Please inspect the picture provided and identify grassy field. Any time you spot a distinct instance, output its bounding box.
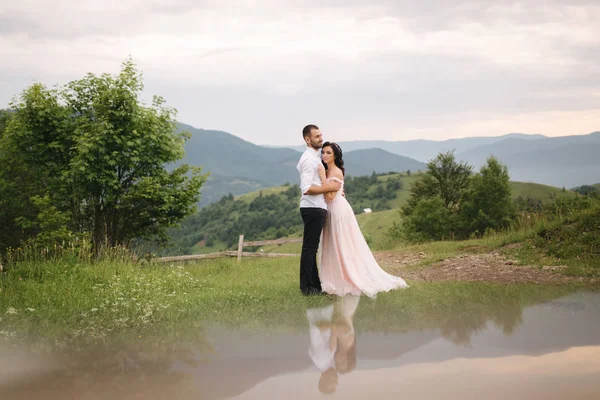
[259,208,403,254]
[355,209,403,249]
[2,200,598,351]
[191,239,228,254]
[231,176,581,256]
[0,254,583,351]
[262,199,600,279]
[236,185,291,202]
[235,174,576,214]
[510,181,576,201]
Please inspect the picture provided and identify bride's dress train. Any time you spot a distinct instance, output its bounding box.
[319,177,409,298]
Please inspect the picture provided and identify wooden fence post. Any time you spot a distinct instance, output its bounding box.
[237,235,244,263]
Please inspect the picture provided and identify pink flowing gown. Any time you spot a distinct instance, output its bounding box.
[319,177,409,298]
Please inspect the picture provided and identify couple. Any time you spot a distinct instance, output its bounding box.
[297,124,409,298]
[307,294,360,395]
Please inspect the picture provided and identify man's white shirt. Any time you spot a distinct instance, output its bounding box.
[297,147,327,210]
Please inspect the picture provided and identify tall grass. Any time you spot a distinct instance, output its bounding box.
[1,252,580,352]
[385,197,600,274]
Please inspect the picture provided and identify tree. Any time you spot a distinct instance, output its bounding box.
[370,171,378,184]
[0,59,206,253]
[403,151,472,216]
[459,157,515,236]
[402,153,515,241]
[0,109,12,139]
[572,185,597,196]
[403,197,455,241]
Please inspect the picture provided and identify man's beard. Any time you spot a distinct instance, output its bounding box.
[311,141,322,150]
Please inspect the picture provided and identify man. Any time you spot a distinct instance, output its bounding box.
[297,124,342,295]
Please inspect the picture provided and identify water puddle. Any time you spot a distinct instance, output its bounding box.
[2,290,600,399]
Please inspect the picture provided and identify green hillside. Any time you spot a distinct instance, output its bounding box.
[510,181,577,202]
[237,185,293,203]
[344,149,426,177]
[258,208,403,254]
[176,123,427,207]
[155,168,580,257]
[241,175,575,212]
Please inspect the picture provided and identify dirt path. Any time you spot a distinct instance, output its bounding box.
[375,249,595,284]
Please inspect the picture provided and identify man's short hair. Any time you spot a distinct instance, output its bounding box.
[302,124,319,139]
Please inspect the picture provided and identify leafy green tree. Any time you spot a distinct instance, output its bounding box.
[0,59,206,252]
[403,197,455,241]
[386,178,402,192]
[459,157,515,236]
[402,153,516,240]
[572,185,597,196]
[0,109,12,139]
[15,195,72,248]
[403,151,472,216]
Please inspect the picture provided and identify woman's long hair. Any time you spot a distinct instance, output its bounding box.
[321,141,345,176]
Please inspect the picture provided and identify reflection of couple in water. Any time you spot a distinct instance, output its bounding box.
[306,295,360,395]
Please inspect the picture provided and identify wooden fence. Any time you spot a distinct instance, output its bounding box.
[154,235,302,264]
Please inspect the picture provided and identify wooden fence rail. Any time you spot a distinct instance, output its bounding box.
[236,235,302,262]
[153,235,302,264]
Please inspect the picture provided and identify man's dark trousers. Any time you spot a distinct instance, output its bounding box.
[300,207,327,295]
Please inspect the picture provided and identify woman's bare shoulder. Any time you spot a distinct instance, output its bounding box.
[328,168,344,181]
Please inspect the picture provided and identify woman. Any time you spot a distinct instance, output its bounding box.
[318,142,409,298]
[306,294,360,395]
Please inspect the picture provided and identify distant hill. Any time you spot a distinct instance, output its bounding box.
[176,123,598,205]
[344,149,426,176]
[281,131,600,189]
[282,133,547,162]
[176,123,426,206]
[456,132,600,166]
[176,123,300,183]
[198,174,269,206]
[570,183,600,196]
[510,182,577,201]
[174,123,300,205]
[456,132,600,188]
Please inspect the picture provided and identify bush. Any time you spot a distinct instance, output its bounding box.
[403,197,456,241]
[534,201,600,263]
[403,154,516,241]
[458,157,515,237]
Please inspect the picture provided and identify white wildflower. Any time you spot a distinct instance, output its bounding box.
[5,307,17,315]
[26,308,36,312]
[90,308,98,312]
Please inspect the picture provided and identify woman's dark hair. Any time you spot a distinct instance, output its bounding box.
[321,141,345,176]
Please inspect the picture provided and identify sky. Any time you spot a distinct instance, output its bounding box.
[1,0,600,145]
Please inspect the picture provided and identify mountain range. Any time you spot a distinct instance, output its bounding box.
[176,124,426,206]
[176,123,600,206]
[281,133,548,162]
[284,131,600,188]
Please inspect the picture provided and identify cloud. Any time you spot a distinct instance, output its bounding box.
[0,0,599,143]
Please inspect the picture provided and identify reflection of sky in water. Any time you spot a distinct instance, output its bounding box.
[212,291,600,399]
[2,291,600,399]
[234,346,600,400]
